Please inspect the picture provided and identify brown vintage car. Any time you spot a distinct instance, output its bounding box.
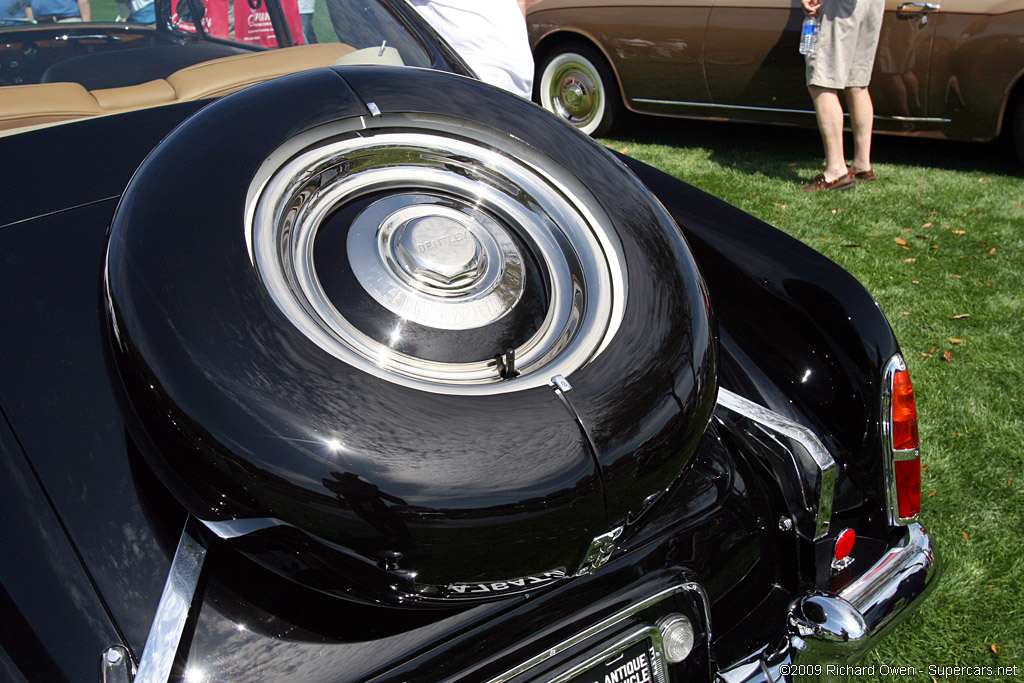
[526,0,1024,160]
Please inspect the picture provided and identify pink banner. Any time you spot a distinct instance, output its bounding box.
[234,0,302,46]
[171,0,228,37]
[171,0,301,46]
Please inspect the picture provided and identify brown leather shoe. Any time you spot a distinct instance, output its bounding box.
[801,172,856,192]
[851,168,877,181]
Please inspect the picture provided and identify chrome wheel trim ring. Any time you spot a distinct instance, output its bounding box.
[541,51,605,135]
[246,114,627,395]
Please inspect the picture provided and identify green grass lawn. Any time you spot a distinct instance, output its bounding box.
[604,116,1024,682]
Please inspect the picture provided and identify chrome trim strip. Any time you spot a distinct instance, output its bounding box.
[201,516,285,539]
[134,518,208,683]
[875,115,950,124]
[480,582,710,683]
[716,388,836,539]
[880,354,920,525]
[632,99,815,116]
[629,99,951,124]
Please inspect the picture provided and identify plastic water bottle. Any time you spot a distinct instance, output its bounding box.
[799,15,819,55]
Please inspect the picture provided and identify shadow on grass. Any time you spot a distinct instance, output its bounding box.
[608,112,1021,180]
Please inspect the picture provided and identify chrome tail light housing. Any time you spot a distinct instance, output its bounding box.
[881,355,921,524]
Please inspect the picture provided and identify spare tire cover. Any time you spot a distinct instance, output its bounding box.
[105,66,716,606]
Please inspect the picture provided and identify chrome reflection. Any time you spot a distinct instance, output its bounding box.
[347,194,526,329]
[247,115,627,395]
[135,518,208,683]
[716,388,836,540]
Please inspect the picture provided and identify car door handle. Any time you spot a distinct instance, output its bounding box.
[897,2,939,15]
[896,2,939,24]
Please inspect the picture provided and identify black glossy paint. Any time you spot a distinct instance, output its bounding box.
[105,66,718,604]
[0,412,123,683]
[173,426,760,682]
[619,156,902,537]
[0,200,180,660]
[0,101,208,228]
[106,69,605,600]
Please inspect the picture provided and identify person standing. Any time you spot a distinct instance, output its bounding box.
[299,0,318,44]
[406,0,534,99]
[29,0,89,21]
[801,0,884,191]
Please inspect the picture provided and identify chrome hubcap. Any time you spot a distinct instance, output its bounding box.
[562,81,587,113]
[550,63,598,126]
[394,211,484,290]
[348,195,525,329]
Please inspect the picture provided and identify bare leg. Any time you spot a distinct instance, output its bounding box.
[844,86,874,173]
[808,85,848,181]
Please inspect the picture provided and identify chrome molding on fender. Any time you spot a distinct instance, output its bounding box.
[134,518,208,683]
[715,388,836,540]
[629,99,951,125]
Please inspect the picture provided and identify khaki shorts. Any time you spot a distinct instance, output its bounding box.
[806,0,884,89]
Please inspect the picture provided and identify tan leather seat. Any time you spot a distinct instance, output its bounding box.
[0,82,103,130]
[0,43,355,132]
[91,79,176,112]
[166,43,353,101]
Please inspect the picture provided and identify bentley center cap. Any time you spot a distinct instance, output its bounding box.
[347,195,527,331]
[395,215,483,289]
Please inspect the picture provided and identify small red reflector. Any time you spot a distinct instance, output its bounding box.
[834,529,855,560]
[892,370,919,451]
[895,458,921,519]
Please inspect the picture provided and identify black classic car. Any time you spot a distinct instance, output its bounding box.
[0,0,938,681]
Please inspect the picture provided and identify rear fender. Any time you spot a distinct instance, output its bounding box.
[619,155,901,535]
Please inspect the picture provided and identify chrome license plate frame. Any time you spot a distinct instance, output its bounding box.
[554,629,667,683]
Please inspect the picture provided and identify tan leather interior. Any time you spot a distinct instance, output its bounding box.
[0,82,104,129]
[0,42,355,132]
[91,79,177,112]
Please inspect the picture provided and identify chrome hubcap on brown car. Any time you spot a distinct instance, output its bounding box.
[561,79,590,113]
[541,52,605,134]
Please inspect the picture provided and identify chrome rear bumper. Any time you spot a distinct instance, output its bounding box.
[718,522,939,682]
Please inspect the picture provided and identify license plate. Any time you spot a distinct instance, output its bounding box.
[560,636,664,683]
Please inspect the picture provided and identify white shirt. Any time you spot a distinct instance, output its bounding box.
[408,0,534,99]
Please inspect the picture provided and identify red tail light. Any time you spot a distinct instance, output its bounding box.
[885,357,921,523]
[891,369,919,450]
[894,458,921,519]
